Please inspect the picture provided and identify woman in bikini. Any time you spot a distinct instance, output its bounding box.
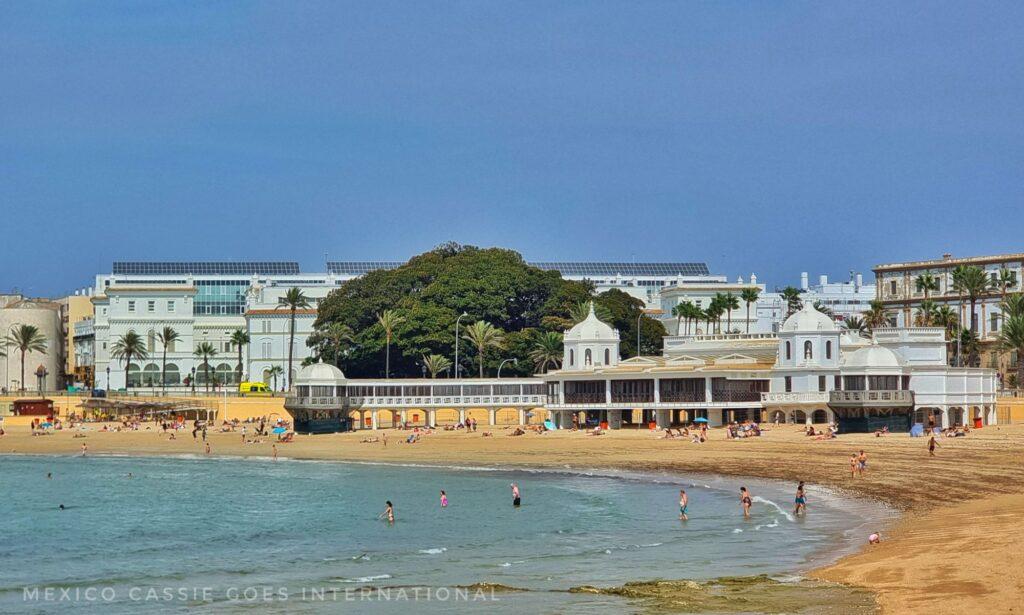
[740,487,752,518]
[793,481,806,516]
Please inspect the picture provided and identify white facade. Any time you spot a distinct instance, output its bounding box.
[0,295,64,392]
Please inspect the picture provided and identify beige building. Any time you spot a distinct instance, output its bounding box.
[58,294,95,388]
[874,252,1024,381]
[0,295,64,392]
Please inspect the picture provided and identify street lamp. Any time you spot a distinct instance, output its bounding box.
[636,311,644,358]
[497,358,518,378]
[454,311,468,378]
[106,366,111,392]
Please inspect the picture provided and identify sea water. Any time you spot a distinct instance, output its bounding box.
[0,455,888,613]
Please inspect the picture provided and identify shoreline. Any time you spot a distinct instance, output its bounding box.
[3,423,1023,613]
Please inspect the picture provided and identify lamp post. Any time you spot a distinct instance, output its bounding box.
[454,311,468,378]
[497,358,517,378]
[106,366,111,392]
[636,311,644,358]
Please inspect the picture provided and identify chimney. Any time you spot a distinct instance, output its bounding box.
[819,274,828,286]
[800,272,809,291]
[856,274,863,288]
[943,253,952,260]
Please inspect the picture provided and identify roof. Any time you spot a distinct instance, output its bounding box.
[327,261,710,277]
[564,303,617,341]
[105,286,197,293]
[245,309,317,316]
[842,343,907,369]
[781,303,838,333]
[113,262,300,275]
[874,253,1024,272]
[295,360,346,384]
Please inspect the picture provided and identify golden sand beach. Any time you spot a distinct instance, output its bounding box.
[3,422,1023,613]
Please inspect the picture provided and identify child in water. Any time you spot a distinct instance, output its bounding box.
[678,489,688,521]
[440,490,448,508]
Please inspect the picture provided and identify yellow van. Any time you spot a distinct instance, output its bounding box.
[238,382,272,397]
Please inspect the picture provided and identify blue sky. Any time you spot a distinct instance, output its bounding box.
[2,1,1022,296]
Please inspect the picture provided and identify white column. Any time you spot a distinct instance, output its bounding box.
[704,377,713,403]
[940,407,950,429]
[488,408,497,426]
[371,410,378,430]
[427,409,436,428]
[605,379,612,404]
[458,409,467,425]
[608,409,622,429]
[655,409,671,429]
[707,407,724,427]
[518,408,527,425]
[653,379,660,404]
[399,410,407,425]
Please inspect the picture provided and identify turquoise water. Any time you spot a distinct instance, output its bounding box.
[0,455,885,613]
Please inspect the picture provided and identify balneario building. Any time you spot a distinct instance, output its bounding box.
[287,303,997,433]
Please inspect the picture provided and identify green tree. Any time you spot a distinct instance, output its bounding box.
[376,309,406,378]
[421,354,452,378]
[570,301,613,324]
[914,300,937,326]
[230,329,250,385]
[781,286,803,317]
[267,365,284,392]
[156,326,181,391]
[740,288,760,334]
[6,325,48,392]
[705,300,724,334]
[812,300,834,318]
[462,321,505,378]
[110,331,146,391]
[277,287,311,389]
[956,327,981,367]
[952,265,990,334]
[843,316,867,336]
[529,331,563,373]
[718,292,740,333]
[863,300,890,333]
[591,289,665,357]
[999,314,1024,389]
[193,342,218,393]
[914,273,940,299]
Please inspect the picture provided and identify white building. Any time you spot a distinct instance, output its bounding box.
[92,263,342,391]
[0,295,64,392]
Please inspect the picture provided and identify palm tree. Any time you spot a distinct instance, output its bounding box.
[995,268,1018,299]
[6,325,48,392]
[956,327,981,367]
[462,321,505,377]
[325,322,355,367]
[671,302,687,336]
[277,287,311,390]
[705,301,724,334]
[155,326,181,392]
[863,300,889,333]
[1002,293,1024,321]
[376,310,405,378]
[843,316,867,336]
[687,304,705,335]
[932,305,960,364]
[718,292,740,333]
[781,286,803,317]
[915,273,940,300]
[193,342,218,392]
[999,314,1024,389]
[267,365,284,392]
[812,300,834,318]
[740,288,760,334]
[952,265,989,334]
[110,331,147,391]
[569,301,613,324]
[529,331,563,373]
[230,329,250,385]
[914,299,937,326]
[422,354,452,378]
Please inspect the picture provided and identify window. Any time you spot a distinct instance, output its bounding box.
[991,313,1000,333]
[569,349,575,366]
[803,341,813,360]
[604,348,610,365]
[818,375,826,392]
[785,341,791,360]
[168,300,175,313]
[261,320,271,333]
[834,375,842,390]
[584,349,592,366]
[889,281,897,295]
[128,301,136,313]
[147,300,155,313]
[825,341,832,360]
[223,342,232,352]
[784,376,792,392]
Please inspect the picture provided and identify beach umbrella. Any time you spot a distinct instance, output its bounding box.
[692,418,709,423]
[272,426,287,434]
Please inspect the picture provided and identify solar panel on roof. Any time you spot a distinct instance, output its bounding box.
[113,262,300,275]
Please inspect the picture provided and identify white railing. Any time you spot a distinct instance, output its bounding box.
[829,390,914,405]
[286,395,545,409]
[761,391,830,404]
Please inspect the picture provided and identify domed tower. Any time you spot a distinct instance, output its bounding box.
[563,303,620,371]
[777,303,841,369]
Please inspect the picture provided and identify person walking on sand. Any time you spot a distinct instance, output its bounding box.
[928,435,939,456]
[81,443,87,456]
[849,453,858,478]
[511,483,521,507]
[382,432,388,448]
[679,489,689,520]
[272,444,278,461]
[205,442,211,455]
[440,490,448,508]
[857,450,868,476]
[794,482,807,516]
[740,487,752,518]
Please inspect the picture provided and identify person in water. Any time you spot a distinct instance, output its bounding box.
[511,483,521,507]
[740,487,752,518]
[46,472,52,480]
[58,504,65,510]
[440,490,448,508]
[678,489,688,520]
[380,501,395,524]
[794,481,807,516]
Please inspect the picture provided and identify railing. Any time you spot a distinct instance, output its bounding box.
[287,395,545,409]
[829,390,914,405]
[563,393,606,405]
[609,394,654,404]
[761,391,830,404]
[666,332,777,343]
[659,392,706,403]
[711,390,764,402]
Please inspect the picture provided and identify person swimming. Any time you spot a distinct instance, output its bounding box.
[511,483,521,507]
[440,490,448,508]
[794,481,806,515]
[678,489,688,520]
[46,472,52,480]
[740,487,752,518]
[379,501,395,523]
[58,504,65,510]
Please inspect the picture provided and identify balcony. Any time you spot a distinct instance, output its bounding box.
[285,396,345,409]
[711,390,764,403]
[829,390,914,407]
[761,391,830,404]
[288,395,546,409]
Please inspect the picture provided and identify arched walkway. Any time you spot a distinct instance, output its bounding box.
[811,409,828,424]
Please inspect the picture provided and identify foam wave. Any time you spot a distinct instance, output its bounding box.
[334,574,392,583]
[752,496,795,522]
[418,547,447,555]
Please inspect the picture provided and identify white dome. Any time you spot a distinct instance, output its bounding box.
[295,360,346,385]
[565,303,618,341]
[781,303,838,333]
[843,344,906,368]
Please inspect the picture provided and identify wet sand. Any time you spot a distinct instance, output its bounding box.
[3,422,1023,613]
